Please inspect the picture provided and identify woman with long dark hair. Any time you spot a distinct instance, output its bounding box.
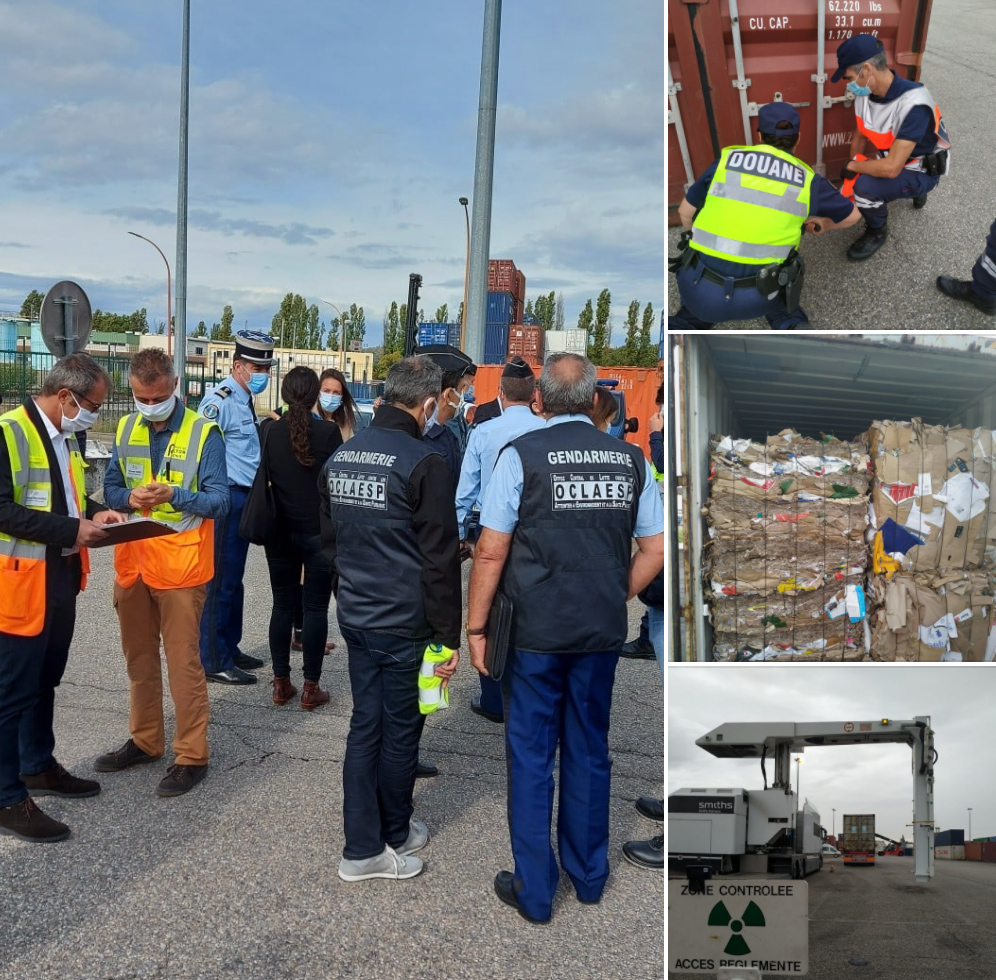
[317,368,359,442]
[260,366,342,709]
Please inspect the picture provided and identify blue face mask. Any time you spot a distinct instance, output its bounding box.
[847,68,871,98]
[320,393,342,413]
[246,372,269,395]
[462,386,475,403]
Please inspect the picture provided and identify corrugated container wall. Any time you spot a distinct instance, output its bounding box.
[935,829,964,847]
[418,322,450,347]
[545,329,588,356]
[483,292,515,364]
[965,842,983,862]
[506,325,545,368]
[982,842,996,863]
[488,260,518,295]
[447,323,462,348]
[668,0,936,224]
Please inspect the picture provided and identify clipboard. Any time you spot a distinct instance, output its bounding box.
[90,517,178,548]
[484,591,514,681]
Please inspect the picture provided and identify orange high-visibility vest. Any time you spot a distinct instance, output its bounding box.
[113,406,219,590]
[854,84,950,173]
[0,405,90,637]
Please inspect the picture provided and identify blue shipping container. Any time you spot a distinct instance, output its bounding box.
[484,322,510,364]
[418,323,450,347]
[0,318,16,351]
[487,291,514,327]
[447,323,462,348]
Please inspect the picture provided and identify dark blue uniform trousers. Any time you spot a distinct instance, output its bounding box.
[971,217,996,301]
[0,556,81,808]
[670,262,808,329]
[503,647,619,921]
[852,170,938,229]
[199,485,251,673]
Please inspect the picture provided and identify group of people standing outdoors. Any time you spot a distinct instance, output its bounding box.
[0,329,665,924]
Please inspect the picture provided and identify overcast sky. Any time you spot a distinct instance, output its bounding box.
[0,0,664,343]
[669,667,993,843]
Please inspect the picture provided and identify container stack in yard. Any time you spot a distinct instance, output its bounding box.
[506,324,544,368]
[668,0,937,224]
[545,329,588,357]
[484,291,515,364]
[673,334,996,662]
[840,814,876,866]
[487,259,526,334]
[934,829,965,860]
[706,431,871,661]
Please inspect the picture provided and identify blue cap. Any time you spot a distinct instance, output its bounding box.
[831,34,884,83]
[234,329,276,365]
[757,102,800,137]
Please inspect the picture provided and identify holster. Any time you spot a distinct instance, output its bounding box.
[779,250,806,311]
[923,149,947,178]
[668,230,694,274]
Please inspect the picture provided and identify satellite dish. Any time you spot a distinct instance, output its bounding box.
[39,281,93,356]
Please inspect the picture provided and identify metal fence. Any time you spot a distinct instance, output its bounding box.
[0,349,206,435]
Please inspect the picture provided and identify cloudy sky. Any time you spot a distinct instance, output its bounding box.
[0,0,664,344]
[669,667,993,843]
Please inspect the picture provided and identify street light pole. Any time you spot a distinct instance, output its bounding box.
[321,300,346,375]
[794,756,803,803]
[128,232,172,356]
[173,0,191,393]
[459,196,470,351]
[832,808,836,841]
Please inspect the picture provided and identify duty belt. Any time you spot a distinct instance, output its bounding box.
[687,250,758,290]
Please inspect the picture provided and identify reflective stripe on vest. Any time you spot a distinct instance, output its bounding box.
[115,409,213,532]
[854,85,951,170]
[0,406,89,637]
[690,145,814,265]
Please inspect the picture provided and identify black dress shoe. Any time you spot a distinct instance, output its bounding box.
[470,696,504,724]
[622,833,666,870]
[94,738,159,773]
[234,653,265,670]
[619,638,655,660]
[415,761,438,779]
[494,871,550,924]
[636,796,666,822]
[936,276,996,315]
[205,667,258,685]
[846,225,889,261]
[156,764,208,798]
[912,193,928,209]
[21,762,100,798]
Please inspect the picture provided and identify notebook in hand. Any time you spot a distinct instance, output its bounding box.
[484,591,513,681]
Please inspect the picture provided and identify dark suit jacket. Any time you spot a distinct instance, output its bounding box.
[0,400,100,589]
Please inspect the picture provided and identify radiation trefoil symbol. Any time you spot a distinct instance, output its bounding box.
[708,900,766,955]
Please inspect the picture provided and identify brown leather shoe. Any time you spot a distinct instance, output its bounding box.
[300,680,330,711]
[21,762,100,798]
[156,764,208,798]
[0,798,70,843]
[271,676,298,706]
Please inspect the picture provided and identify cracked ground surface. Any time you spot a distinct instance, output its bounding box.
[1,546,665,980]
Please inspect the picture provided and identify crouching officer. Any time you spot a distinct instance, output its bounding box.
[833,34,951,262]
[669,103,859,329]
[936,216,996,316]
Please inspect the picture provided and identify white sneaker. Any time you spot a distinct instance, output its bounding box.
[338,845,424,882]
[396,818,429,856]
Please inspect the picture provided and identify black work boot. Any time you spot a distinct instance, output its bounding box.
[912,193,928,209]
[936,276,996,316]
[847,226,889,262]
[0,798,70,843]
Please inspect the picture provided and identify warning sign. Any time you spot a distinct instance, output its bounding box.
[668,879,808,975]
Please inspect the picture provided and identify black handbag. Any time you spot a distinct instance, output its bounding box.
[484,591,514,681]
[238,420,277,545]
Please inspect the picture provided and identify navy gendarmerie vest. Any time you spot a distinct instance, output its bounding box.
[501,420,646,654]
[325,426,440,638]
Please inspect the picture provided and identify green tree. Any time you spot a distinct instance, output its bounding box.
[433,303,449,324]
[91,308,149,334]
[555,292,565,330]
[524,298,534,319]
[383,301,402,355]
[457,301,465,328]
[346,304,366,348]
[214,304,234,342]
[209,321,222,340]
[375,350,403,380]
[270,294,319,349]
[20,290,44,319]
[193,320,208,337]
[577,299,594,351]
[590,289,612,364]
[622,299,641,363]
[637,302,656,366]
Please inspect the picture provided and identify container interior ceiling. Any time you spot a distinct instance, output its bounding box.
[700,335,996,441]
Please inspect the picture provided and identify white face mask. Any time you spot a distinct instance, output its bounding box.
[61,392,99,433]
[421,398,437,436]
[134,394,176,423]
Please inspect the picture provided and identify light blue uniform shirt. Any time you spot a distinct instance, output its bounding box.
[480,414,666,537]
[455,404,546,536]
[199,374,260,487]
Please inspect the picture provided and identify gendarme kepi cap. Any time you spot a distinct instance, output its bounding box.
[234,330,276,366]
[831,34,885,83]
[757,102,800,137]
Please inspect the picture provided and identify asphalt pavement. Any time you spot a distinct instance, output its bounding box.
[667,0,996,330]
[669,856,996,979]
[0,547,665,980]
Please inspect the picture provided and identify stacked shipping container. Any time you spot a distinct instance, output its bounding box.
[506,325,544,368]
